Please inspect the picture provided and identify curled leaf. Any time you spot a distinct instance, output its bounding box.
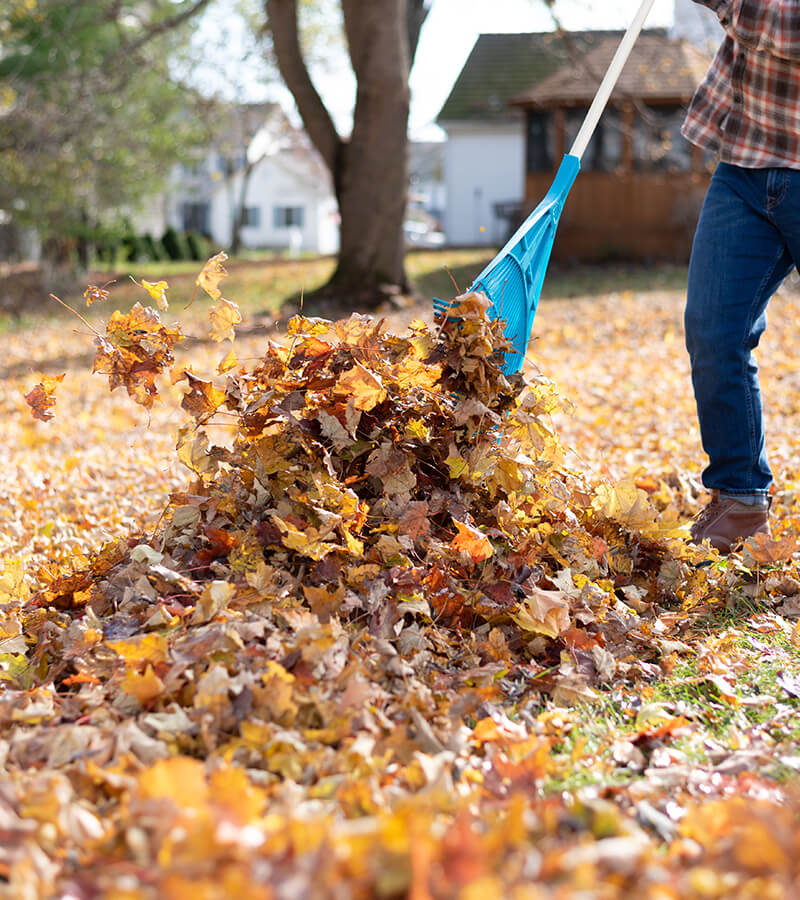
[24,373,65,422]
[141,279,169,311]
[196,251,228,301]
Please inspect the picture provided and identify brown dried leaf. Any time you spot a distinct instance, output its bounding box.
[24,373,65,421]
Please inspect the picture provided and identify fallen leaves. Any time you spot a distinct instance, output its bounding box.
[5,263,800,897]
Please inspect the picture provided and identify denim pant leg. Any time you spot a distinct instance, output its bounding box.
[685,162,794,496]
[770,167,800,281]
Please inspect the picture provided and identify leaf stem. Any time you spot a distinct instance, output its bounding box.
[49,294,102,337]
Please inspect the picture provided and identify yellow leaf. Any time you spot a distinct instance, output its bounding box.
[210,767,265,823]
[141,279,169,310]
[196,251,228,301]
[107,633,169,666]
[137,757,208,810]
[209,298,242,342]
[335,362,387,411]
[592,479,658,531]
[121,663,164,704]
[217,348,238,374]
[0,558,29,605]
[446,453,468,480]
[511,588,570,638]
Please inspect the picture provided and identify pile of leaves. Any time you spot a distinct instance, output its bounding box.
[4,267,800,897]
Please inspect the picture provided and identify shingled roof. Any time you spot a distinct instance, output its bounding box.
[513,33,710,107]
[437,30,629,124]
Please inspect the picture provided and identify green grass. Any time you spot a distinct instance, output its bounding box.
[533,622,800,795]
[1,249,692,334]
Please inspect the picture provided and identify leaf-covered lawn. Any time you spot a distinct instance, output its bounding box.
[2,255,800,898]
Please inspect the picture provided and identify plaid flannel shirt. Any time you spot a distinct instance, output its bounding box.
[682,0,800,168]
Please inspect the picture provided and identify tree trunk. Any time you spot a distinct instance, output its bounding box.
[265,0,413,310]
[230,160,256,256]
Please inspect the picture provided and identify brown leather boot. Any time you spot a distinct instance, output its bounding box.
[690,491,770,554]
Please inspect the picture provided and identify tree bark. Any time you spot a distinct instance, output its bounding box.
[266,0,413,309]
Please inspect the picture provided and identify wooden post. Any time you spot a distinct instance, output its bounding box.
[622,101,634,173]
[554,107,565,168]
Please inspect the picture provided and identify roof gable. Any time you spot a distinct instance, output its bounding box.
[437,30,627,124]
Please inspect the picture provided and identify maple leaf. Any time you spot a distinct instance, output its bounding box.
[92,303,184,408]
[335,362,387,411]
[196,251,229,301]
[209,297,242,342]
[24,373,64,421]
[180,372,227,422]
[511,587,570,638]
[83,284,110,306]
[743,532,798,565]
[399,501,431,542]
[451,521,493,564]
[107,633,169,667]
[141,279,169,311]
[121,663,165,704]
[592,479,658,531]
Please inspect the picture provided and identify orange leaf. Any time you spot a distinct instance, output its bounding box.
[180,372,227,422]
[451,521,493,564]
[743,531,797,564]
[335,362,387,411]
[137,757,208,810]
[83,284,110,306]
[24,373,64,421]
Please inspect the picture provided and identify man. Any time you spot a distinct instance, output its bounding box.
[682,0,800,553]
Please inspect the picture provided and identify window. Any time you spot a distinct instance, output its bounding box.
[634,105,692,172]
[274,206,305,228]
[242,206,260,228]
[565,107,623,172]
[526,111,554,173]
[180,202,210,235]
[181,158,206,178]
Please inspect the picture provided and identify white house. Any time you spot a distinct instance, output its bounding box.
[205,143,339,256]
[437,2,723,248]
[161,104,340,256]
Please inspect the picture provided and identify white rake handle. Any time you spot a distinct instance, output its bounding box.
[569,0,659,160]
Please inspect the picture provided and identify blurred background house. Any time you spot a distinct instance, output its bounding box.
[436,0,722,260]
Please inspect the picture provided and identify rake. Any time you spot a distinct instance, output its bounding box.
[434,0,658,374]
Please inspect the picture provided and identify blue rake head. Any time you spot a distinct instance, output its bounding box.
[434,155,580,376]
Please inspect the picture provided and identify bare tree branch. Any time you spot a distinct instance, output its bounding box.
[264,0,342,175]
[126,0,216,53]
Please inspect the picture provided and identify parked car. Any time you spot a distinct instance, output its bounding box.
[403,220,445,248]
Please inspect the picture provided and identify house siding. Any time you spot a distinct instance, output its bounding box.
[202,154,339,255]
[442,122,525,246]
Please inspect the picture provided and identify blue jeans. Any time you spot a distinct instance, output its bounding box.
[685,161,800,498]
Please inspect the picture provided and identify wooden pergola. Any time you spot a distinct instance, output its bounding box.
[512,34,713,262]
